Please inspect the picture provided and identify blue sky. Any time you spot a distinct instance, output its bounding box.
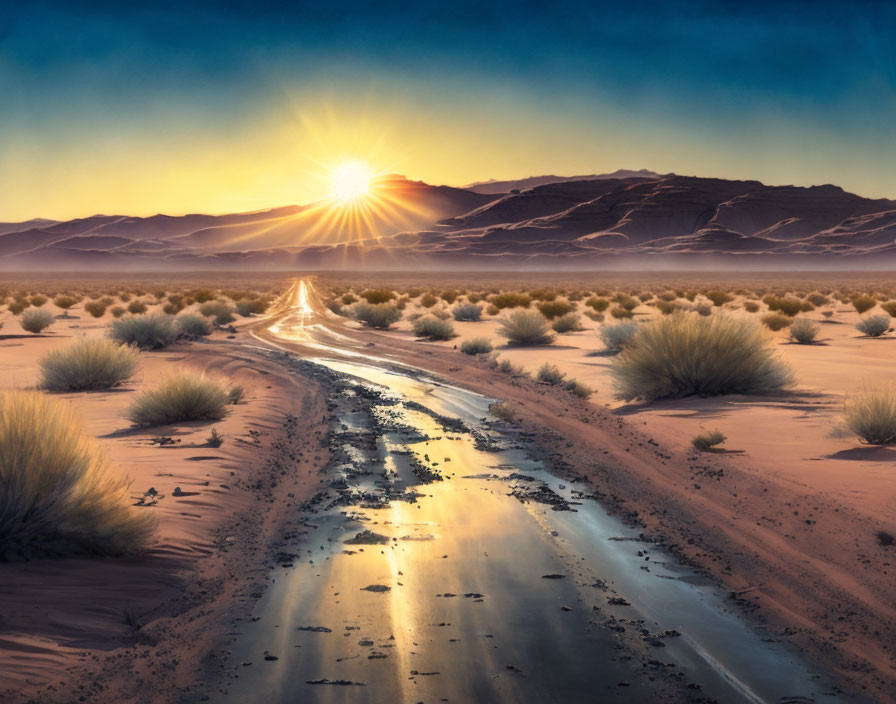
[2,0,895,219]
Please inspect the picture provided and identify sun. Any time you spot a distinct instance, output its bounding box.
[331,161,372,203]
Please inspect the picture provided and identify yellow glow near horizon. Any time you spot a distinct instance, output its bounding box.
[331,161,372,203]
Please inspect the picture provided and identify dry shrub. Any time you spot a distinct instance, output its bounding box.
[460,337,493,355]
[360,288,394,304]
[609,306,633,319]
[743,301,760,313]
[600,321,638,352]
[110,313,177,349]
[176,313,213,336]
[351,302,401,329]
[852,295,877,314]
[880,301,896,317]
[413,316,455,340]
[497,310,555,346]
[419,292,438,308]
[611,312,793,401]
[199,301,235,326]
[128,373,230,426]
[856,314,891,337]
[0,391,154,557]
[490,292,532,310]
[489,402,517,423]
[53,294,78,310]
[536,300,574,320]
[452,303,483,321]
[761,313,792,331]
[536,362,566,385]
[789,317,819,344]
[127,300,148,315]
[586,297,609,312]
[705,290,733,306]
[40,338,139,391]
[845,385,896,444]
[84,300,107,318]
[692,429,726,451]
[551,312,583,333]
[21,308,54,333]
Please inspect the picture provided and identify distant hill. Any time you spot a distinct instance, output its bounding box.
[465,170,663,194]
[4,172,896,270]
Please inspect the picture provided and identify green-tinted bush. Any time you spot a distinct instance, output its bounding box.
[600,321,638,352]
[789,317,819,344]
[490,292,532,310]
[552,312,583,333]
[176,313,213,337]
[536,300,574,320]
[236,299,268,317]
[84,301,107,318]
[452,303,483,321]
[361,288,394,304]
[199,301,235,326]
[586,297,609,312]
[536,362,566,385]
[692,429,726,451]
[460,337,493,355]
[351,302,401,329]
[845,385,896,444]
[856,314,891,337]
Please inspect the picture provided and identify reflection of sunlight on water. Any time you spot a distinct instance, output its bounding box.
[268,278,316,339]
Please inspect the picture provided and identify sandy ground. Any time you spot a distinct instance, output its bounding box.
[357,296,896,700]
[1,285,895,701]
[0,302,330,702]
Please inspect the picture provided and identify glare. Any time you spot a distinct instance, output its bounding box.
[331,161,372,203]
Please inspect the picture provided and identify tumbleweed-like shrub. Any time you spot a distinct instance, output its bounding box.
[128,372,230,426]
[176,313,213,337]
[109,313,178,350]
[39,338,140,391]
[856,314,891,338]
[360,288,394,304]
[452,303,483,321]
[761,313,792,331]
[789,317,819,344]
[0,390,154,557]
[536,300,574,320]
[236,299,269,317]
[198,301,235,326]
[53,294,78,311]
[852,295,877,315]
[552,313,584,333]
[460,337,493,355]
[413,315,455,340]
[490,292,532,310]
[692,429,727,451]
[351,302,401,329]
[845,385,896,445]
[586,297,609,312]
[127,300,148,315]
[83,300,107,318]
[21,308,55,333]
[497,310,555,346]
[611,312,794,401]
[599,321,638,352]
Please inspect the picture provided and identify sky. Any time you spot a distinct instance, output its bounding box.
[1,0,895,222]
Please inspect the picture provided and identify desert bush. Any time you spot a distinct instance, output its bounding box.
[586,297,609,312]
[656,300,680,315]
[845,385,896,444]
[341,293,358,305]
[852,295,877,314]
[743,301,760,313]
[109,313,178,349]
[822,310,834,318]
[228,385,245,404]
[53,294,78,311]
[609,305,633,319]
[692,429,726,451]
[488,356,526,376]
[236,299,268,317]
[128,373,230,426]
[583,310,605,322]
[39,338,139,391]
[490,292,532,310]
[807,293,829,306]
[599,321,638,352]
[761,313,792,331]
[110,306,126,318]
[21,308,54,333]
[856,314,891,337]
[565,380,594,398]
[176,313,213,337]
[29,295,47,307]
[118,292,131,303]
[324,300,344,315]
[190,288,215,303]
[8,300,28,315]
[199,301,235,326]
[419,292,438,308]
[452,302,483,321]
[765,296,803,317]
[0,391,154,556]
[551,312,583,333]
[207,428,224,448]
[615,295,639,311]
[536,362,566,385]
[460,337,493,355]
[789,317,819,344]
[413,315,455,340]
[498,310,555,346]
[489,401,517,423]
[528,288,557,302]
[351,302,401,329]
[440,289,459,304]
[360,288,394,304]
[611,312,793,401]
[83,300,107,318]
[536,300,574,320]
[705,290,733,307]
[127,300,148,315]
[880,301,896,317]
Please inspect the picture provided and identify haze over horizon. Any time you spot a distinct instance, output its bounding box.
[3,1,896,222]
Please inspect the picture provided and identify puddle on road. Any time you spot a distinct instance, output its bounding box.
[212,355,839,704]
